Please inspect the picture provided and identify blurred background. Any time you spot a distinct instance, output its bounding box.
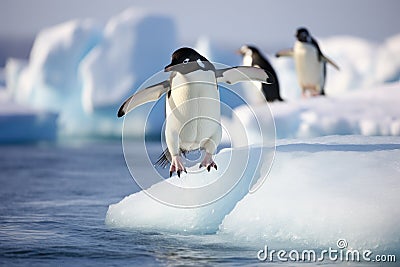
[1,0,399,64]
[0,0,399,143]
[1,2,400,265]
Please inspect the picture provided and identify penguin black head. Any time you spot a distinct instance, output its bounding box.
[164,47,211,72]
[296,27,311,43]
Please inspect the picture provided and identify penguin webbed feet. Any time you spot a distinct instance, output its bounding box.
[199,152,218,172]
[169,153,218,177]
[169,155,187,178]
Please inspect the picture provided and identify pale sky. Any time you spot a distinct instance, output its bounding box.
[0,0,399,48]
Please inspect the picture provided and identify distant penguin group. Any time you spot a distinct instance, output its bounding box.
[239,27,339,99]
[118,27,340,177]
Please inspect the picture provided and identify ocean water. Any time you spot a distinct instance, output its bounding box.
[0,141,256,266]
[0,141,396,266]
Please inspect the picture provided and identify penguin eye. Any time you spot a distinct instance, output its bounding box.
[183,58,190,64]
[197,59,205,68]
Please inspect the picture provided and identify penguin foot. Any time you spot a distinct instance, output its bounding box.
[169,155,187,178]
[199,152,218,172]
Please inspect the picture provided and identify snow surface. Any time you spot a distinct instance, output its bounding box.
[106,135,400,250]
[222,82,400,143]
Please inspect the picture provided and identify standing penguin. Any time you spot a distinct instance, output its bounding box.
[238,45,283,102]
[118,47,270,177]
[276,27,339,97]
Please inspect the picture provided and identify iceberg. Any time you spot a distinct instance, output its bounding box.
[80,8,177,114]
[5,8,177,138]
[106,135,400,251]
[220,135,400,250]
[107,134,398,258]
[10,19,102,110]
[106,145,275,234]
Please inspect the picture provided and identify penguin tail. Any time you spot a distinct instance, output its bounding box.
[155,148,172,168]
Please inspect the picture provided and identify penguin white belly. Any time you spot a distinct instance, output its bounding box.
[242,54,253,66]
[294,41,324,93]
[166,70,221,155]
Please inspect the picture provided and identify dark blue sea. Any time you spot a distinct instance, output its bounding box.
[0,141,395,266]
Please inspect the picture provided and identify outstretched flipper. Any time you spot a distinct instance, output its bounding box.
[275,49,294,58]
[216,66,270,85]
[322,55,340,71]
[117,80,170,117]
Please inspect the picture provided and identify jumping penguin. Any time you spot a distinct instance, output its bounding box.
[118,47,271,177]
[276,27,339,96]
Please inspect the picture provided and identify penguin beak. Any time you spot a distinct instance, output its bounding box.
[235,49,243,55]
